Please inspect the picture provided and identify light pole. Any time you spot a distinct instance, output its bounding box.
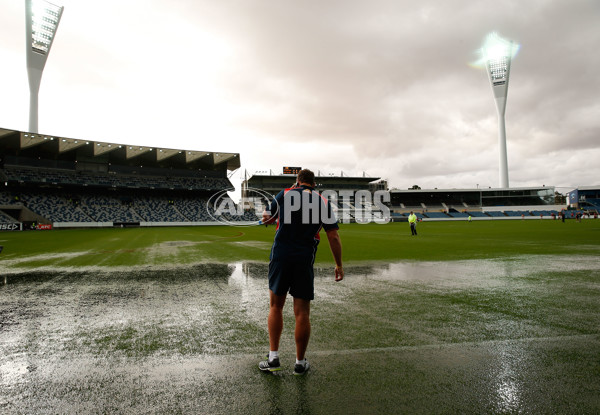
[480,32,518,189]
[25,0,64,133]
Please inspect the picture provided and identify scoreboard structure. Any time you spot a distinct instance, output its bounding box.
[283,166,302,175]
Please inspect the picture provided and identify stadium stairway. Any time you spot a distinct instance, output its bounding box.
[0,209,17,223]
[172,204,191,222]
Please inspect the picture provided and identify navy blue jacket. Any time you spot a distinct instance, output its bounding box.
[268,185,339,263]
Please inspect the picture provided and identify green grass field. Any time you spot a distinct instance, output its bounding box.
[1,219,598,269]
[1,220,599,414]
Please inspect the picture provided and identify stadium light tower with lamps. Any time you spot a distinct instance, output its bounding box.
[480,32,519,189]
[25,0,64,133]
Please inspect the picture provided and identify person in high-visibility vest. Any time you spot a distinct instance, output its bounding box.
[408,211,418,236]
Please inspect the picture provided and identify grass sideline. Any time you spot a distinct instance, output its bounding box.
[0,219,598,270]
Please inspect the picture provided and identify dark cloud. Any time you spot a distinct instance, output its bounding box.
[223,0,599,188]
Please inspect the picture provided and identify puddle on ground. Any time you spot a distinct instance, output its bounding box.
[1,256,599,414]
[345,255,600,288]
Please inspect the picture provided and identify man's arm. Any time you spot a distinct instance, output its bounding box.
[326,228,344,282]
[262,210,277,225]
[262,192,282,225]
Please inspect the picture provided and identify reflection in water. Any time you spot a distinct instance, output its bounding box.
[346,255,600,287]
[493,345,524,412]
[228,262,269,327]
[260,373,312,415]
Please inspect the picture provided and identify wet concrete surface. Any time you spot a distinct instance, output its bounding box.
[1,257,599,414]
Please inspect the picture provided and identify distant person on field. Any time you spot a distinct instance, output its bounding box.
[259,168,343,375]
[408,211,418,236]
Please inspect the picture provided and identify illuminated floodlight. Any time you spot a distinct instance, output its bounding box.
[477,32,519,188]
[25,0,64,133]
[480,33,519,86]
[30,0,62,55]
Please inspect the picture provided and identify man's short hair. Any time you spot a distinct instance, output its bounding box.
[297,169,315,186]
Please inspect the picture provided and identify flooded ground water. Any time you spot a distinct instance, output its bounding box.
[1,256,599,414]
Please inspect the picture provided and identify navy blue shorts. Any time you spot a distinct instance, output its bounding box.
[268,260,315,301]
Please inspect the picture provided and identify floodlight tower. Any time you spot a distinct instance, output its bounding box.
[481,32,517,188]
[25,0,64,133]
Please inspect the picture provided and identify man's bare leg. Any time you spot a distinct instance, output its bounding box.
[268,290,287,352]
[293,297,311,360]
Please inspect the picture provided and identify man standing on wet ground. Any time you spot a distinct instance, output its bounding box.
[259,169,343,375]
[408,211,418,236]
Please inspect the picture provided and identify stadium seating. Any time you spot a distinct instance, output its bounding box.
[79,195,143,223]
[465,211,488,217]
[585,198,600,210]
[530,210,553,216]
[485,211,506,217]
[0,186,262,225]
[3,181,581,225]
[0,159,244,225]
[504,211,529,217]
[174,198,208,222]
[423,212,449,219]
[134,197,188,222]
[20,192,94,222]
[0,192,15,205]
[447,212,469,218]
[1,161,580,226]
[2,166,233,192]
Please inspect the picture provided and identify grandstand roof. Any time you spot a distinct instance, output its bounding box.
[0,127,240,171]
[571,186,600,191]
[248,173,380,183]
[390,186,555,193]
[244,173,383,193]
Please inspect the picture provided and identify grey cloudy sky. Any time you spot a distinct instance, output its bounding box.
[1,0,598,192]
